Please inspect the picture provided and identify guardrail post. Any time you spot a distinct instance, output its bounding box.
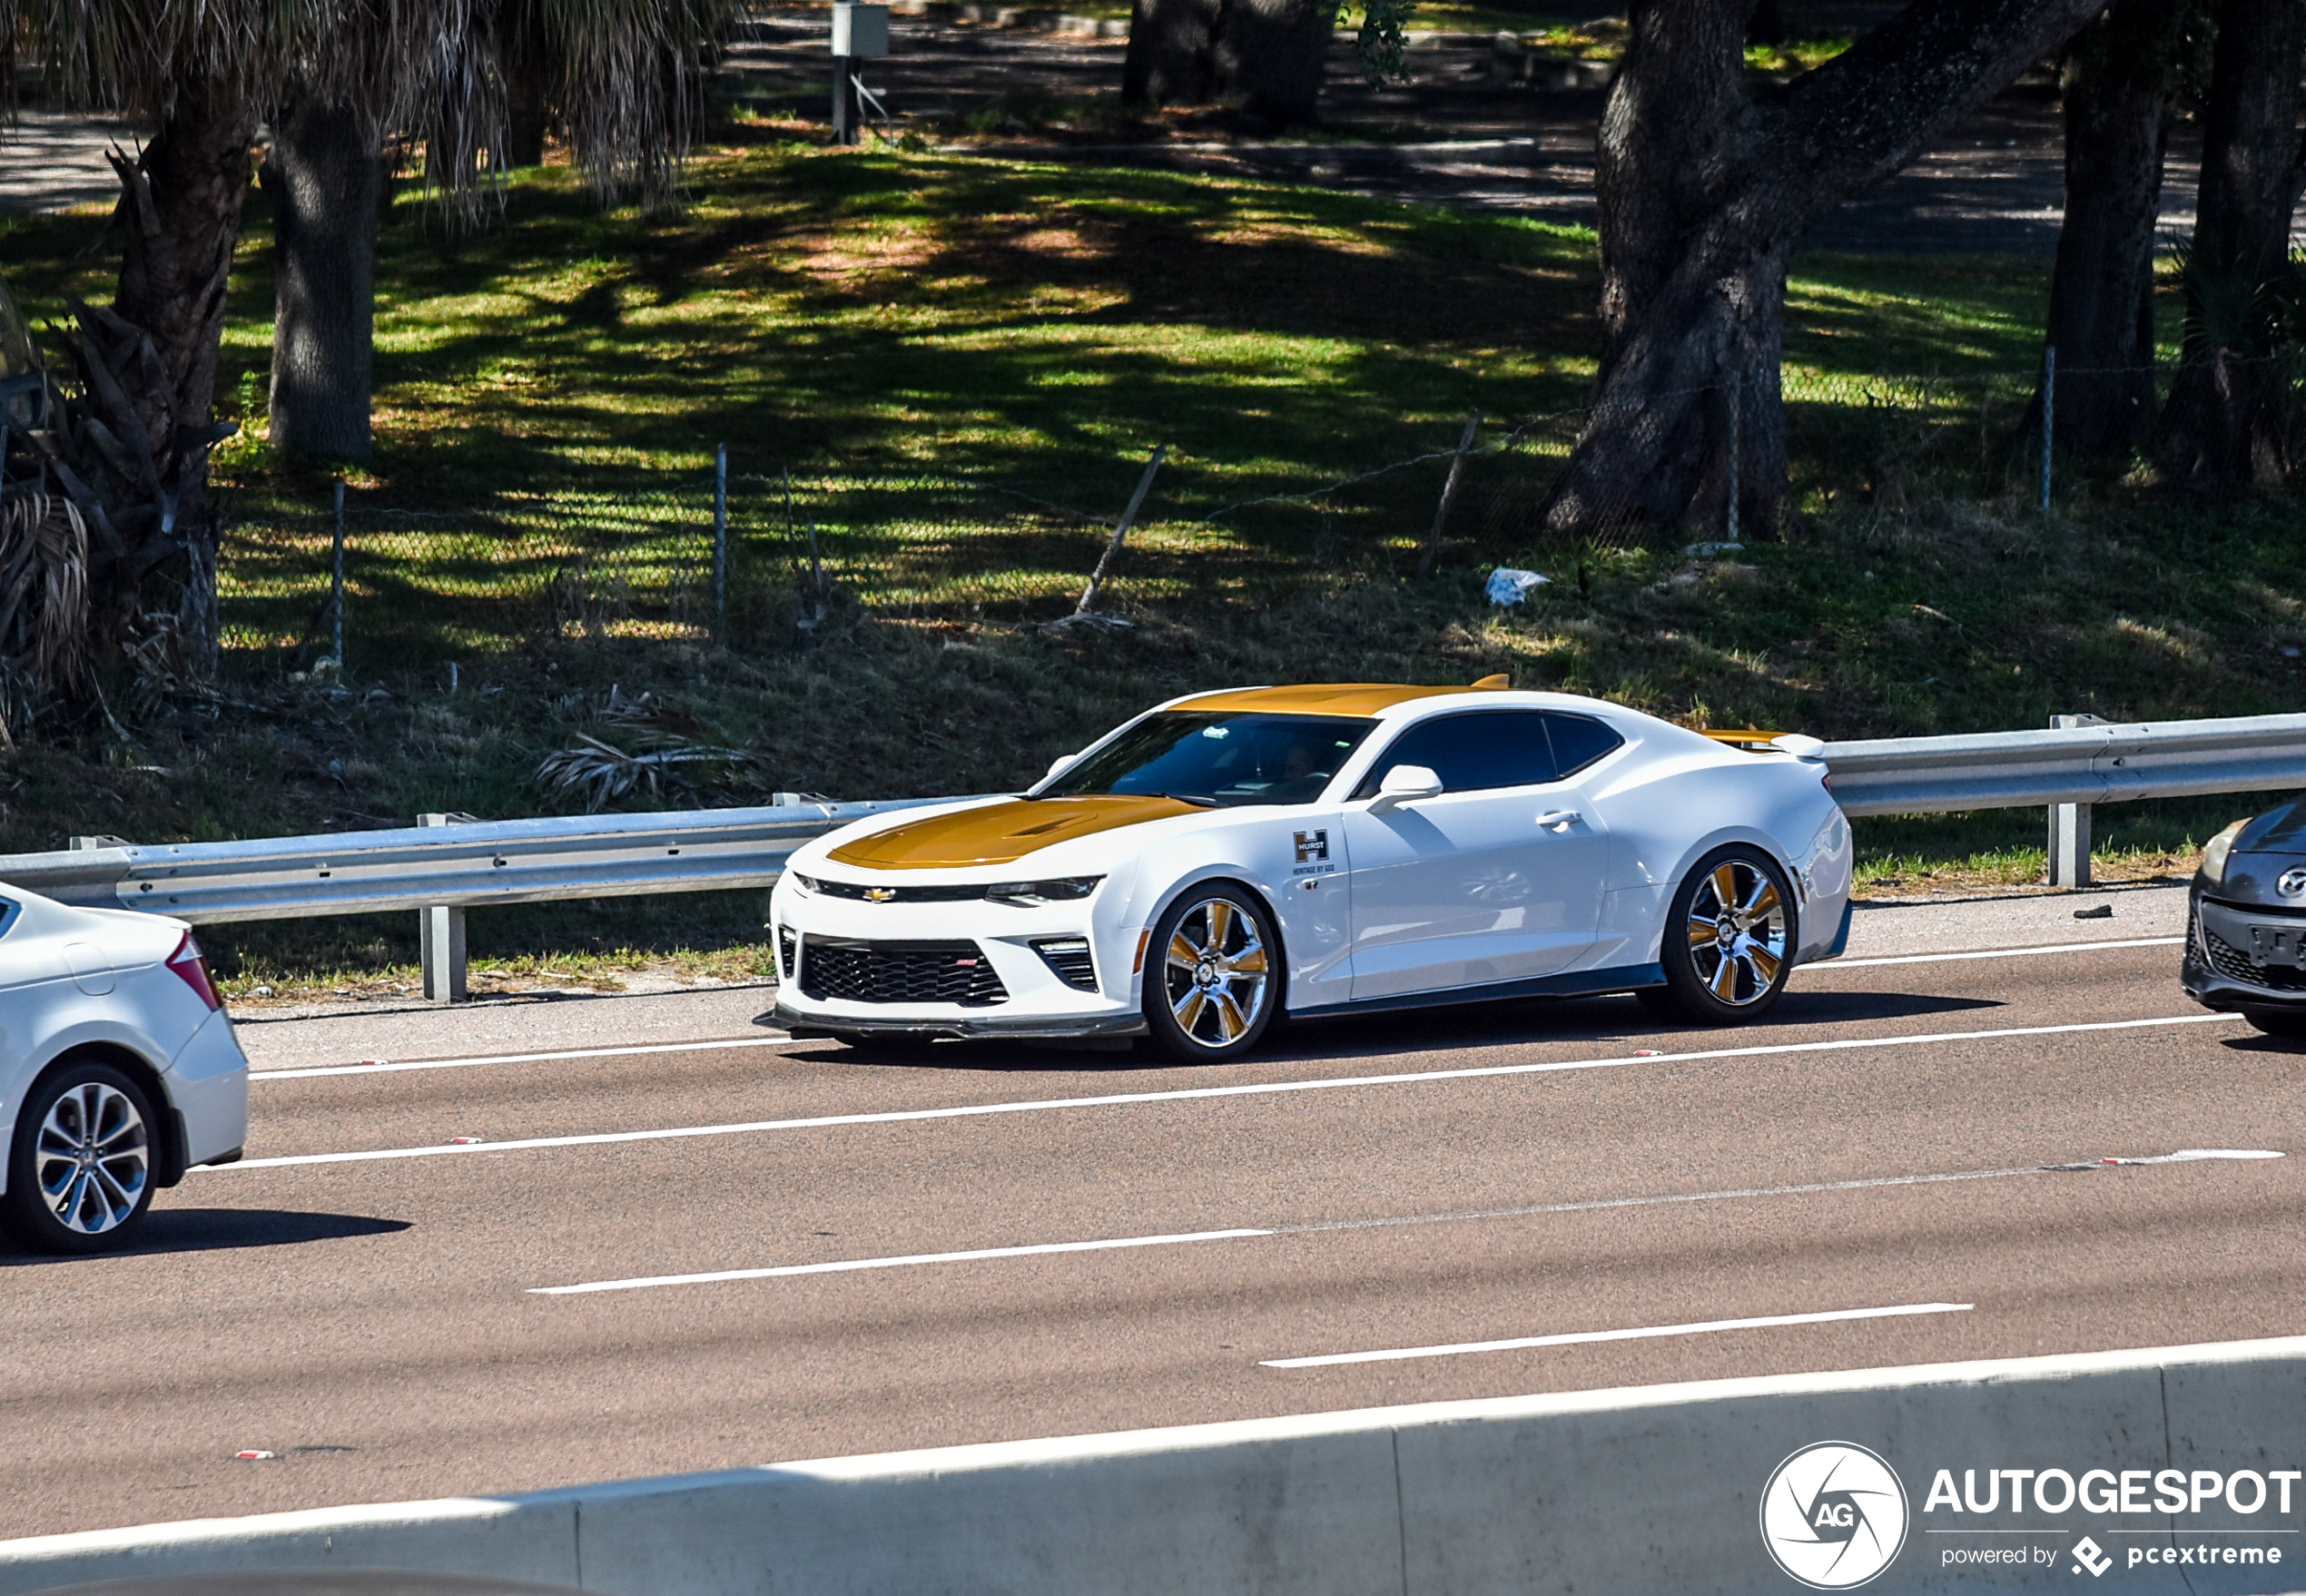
[418,812,468,1002]
[2045,711,2104,889]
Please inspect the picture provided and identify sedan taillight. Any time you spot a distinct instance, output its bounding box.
[167,931,222,1011]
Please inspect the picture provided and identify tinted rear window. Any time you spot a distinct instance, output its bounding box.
[1541,713,1624,778]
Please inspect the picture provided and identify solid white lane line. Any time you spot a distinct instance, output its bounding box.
[529,1149,2279,1297]
[207,1011,2242,1173]
[249,1036,790,1080]
[531,1228,1273,1295]
[1829,937,2182,970]
[1260,1303,1976,1368]
[249,937,2179,1082]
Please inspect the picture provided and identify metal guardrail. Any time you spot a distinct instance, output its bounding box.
[0,796,970,1000]
[2,711,2301,1000]
[1819,712,2306,816]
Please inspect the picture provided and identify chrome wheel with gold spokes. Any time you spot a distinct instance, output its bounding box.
[1641,847,1796,1023]
[1147,885,1281,1061]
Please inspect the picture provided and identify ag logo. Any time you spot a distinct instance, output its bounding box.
[1759,1441,1908,1590]
[1293,830,1329,864]
[2281,867,2306,897]
[863,886,896,902]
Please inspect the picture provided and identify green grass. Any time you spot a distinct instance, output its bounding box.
[0,139,2298,988]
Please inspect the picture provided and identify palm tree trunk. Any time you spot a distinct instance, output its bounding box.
[112,78,256,497]
[108,76,256,666]
[264,98,384,459]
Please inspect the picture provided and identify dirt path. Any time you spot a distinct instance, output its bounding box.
[723,11,2204,255]
[0,109,137,213]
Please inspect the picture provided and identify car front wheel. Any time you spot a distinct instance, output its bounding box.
[1639,845,1797,1025]
[1,1062,159,1255]
[1144,883,1282,1063]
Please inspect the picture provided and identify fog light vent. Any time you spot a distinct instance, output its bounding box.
[1031,937,1098,991]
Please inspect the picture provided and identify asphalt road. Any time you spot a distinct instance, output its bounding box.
[5,890,2299,1542]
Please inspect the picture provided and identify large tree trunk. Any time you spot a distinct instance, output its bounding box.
[1542,0,2109,538]
[503,38,552,167]
[263,98,384,459]
[1123,0,1335,127]
[2039,0,2182,458]
[107,78,256,666]
[113,79,256,518]
[2152,0,2306,488]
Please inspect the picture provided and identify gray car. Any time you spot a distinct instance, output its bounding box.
[2183,803,2306,1036]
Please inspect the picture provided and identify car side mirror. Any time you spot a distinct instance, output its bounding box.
[1368,764,1443,815]
[1045,753,1078,782]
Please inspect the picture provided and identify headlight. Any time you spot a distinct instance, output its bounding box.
[787,872,819,894]
[984,876,1104,906]
[2200,820,2250,887]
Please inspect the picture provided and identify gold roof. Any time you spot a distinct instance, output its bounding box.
[1168,682,1504,717]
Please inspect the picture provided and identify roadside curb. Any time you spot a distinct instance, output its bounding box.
[6,1335,2304,1595]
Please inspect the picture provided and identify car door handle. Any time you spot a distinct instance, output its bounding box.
[1534,810,1581,831]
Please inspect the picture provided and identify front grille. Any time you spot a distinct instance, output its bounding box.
[799,938,1009,1006]
[2203,927,2306,991]
[1032,937,1098,991]
[808,879,986,903]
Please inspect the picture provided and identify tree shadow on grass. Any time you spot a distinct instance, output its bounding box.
[0,1210,410,1266]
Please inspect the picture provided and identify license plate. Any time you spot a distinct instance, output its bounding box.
[2248,924,2306,968]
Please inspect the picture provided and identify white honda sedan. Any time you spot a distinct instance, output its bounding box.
[0,885,251,1252]
[769,681,1853,1061]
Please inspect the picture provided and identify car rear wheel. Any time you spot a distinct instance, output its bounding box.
[1639,845,1796,1025]
[1144,883,1282,1063]
[1,1062,158,1255]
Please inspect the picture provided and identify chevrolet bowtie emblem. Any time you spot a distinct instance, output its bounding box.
[863,886,897,902]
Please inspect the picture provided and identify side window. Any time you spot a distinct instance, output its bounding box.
[0,894,16,938]
[1353,712,1562,797]
[1541,714,1624,779]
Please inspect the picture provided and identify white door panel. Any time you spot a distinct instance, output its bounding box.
[1343,786,1607,998]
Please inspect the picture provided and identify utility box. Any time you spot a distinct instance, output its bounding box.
[832,4,890,57]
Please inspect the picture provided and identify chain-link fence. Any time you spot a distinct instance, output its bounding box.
[210,357,2230,669]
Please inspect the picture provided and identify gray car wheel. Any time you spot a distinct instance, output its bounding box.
[1,1061,159,1255]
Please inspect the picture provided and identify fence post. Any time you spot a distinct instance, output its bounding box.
[2039,343,2055,513]
[418,812,468,1002]
[1075,445,1167,616]
[1726,376,1741,544]
[713,443,728,641]
[330,478,347,671]
[2046,710,2104,889]
[1422,410,1480,578]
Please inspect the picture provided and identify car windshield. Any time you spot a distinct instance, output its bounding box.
[1039,712,1374,807]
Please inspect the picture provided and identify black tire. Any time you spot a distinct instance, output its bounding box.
[1,1061,159,1255]
[2244,1009,2306,1039]
[1643,844,1798,1025]
[1143,881,1284,1063]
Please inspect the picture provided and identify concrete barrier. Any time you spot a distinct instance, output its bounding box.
[8,1335,2306,1596]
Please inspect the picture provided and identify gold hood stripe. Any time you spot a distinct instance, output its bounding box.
[827,795,1200,870]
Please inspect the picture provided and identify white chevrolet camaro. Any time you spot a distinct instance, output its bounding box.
[0,885,251,1252]
[770,682,1854,1061]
